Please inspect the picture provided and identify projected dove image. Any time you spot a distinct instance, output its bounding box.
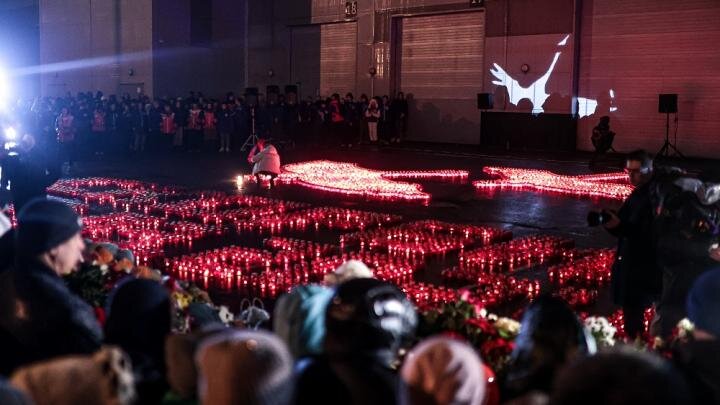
[490,35,569,114]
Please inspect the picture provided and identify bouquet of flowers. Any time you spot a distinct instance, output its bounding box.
[584,316,617,348]
[419,296,520,372]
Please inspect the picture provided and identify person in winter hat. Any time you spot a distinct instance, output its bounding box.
[401,336,486,405]
[273,284,334,358]
[294,278,417,405]
[196,329,294,405]
[0,198,102,376]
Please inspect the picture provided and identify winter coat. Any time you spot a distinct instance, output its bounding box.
[674,339,720,405]
[0,259,103,376]
[608,180,662,306]
[251,145,281,175]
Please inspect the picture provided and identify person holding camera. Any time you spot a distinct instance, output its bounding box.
[595,150,662,340]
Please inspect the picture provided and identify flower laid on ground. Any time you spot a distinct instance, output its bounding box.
[584,316,617,348]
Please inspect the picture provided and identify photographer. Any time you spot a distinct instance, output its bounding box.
[8,134,59,213]
[594,150,661,339]
[651,169,720,337]
[590,116,616,167]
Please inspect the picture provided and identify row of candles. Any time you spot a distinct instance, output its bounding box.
[442,236,576,282]
[81,212,221,244]
[547,249,615,308]
[461,273,543,311]
[234,207,402,234]
[340,220,512,258]
[474,167,633,200]
[164,244,421,298]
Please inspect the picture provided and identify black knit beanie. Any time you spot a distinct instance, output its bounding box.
[15,198,83,257]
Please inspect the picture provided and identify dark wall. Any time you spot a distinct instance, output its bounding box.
[152,0,245,98]
[0,2,40,97]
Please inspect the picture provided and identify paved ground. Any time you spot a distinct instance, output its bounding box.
[46,142,711,250]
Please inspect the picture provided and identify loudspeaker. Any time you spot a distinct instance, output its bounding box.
[244,87,259,96]
[284,85,298,95]
[477,93,494,110]
[658,94,677,114]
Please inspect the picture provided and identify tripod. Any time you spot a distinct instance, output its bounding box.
[657,111,684,158]
[241,106,259,151]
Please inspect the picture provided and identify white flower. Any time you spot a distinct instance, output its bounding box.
[219,306,235,324]
[584,316,616,347]
[495,317,521,337]
[677,318,694,339]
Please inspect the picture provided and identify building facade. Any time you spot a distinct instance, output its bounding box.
[30,0,720,157]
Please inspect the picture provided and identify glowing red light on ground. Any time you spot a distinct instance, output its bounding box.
[473,167,632,200]
[276,160,468,202]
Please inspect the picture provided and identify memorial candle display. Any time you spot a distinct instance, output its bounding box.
[341,220,512,259]
[474,167,632,200]
[39,175,625,327]
[273,160,469,202]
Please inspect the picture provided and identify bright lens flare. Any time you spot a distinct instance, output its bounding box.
[4,127,17,140]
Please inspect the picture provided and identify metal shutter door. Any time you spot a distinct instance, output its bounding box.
[320,22,357,97]
[399,11,485,143]
[400,12,484,100]
[291,25,321,99]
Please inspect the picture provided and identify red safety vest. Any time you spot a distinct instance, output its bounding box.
[330,101,344,123]
[188,110,203,130]
[203,111,216,130]
[161,113,176,134]
[92,112,106,132]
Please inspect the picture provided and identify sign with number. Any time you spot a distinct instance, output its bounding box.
[345,1,358,18]
[469,0,484,7]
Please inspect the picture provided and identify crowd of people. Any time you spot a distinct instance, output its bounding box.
[4,89,409,163]
[0,197,718,405]
[0,90,718,404]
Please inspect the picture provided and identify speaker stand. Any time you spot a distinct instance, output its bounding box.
[657,112,684,158]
